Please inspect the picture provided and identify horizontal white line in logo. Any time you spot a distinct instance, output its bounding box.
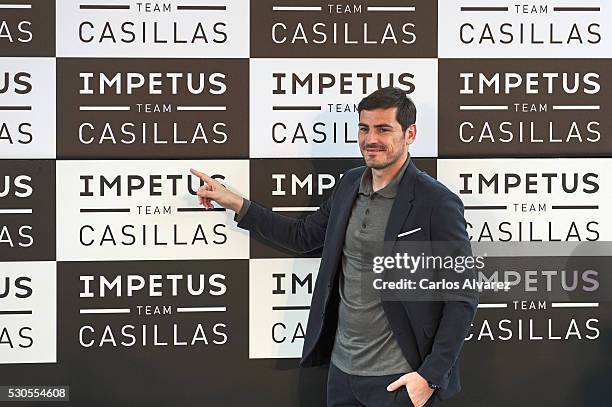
[477,303,508,309]
[0,209,33,214]
[176,307,227,312]
[80,308,131,314]
[552,105,600,110]
[80,105,130,111]
[176,105,227,111]
[0,4,32,9]
[367,6,415,12]
[272,6,322,11]
[551,302,599,308]
[460,105,508,111]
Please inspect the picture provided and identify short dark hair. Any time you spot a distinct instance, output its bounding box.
[357,86,416,132]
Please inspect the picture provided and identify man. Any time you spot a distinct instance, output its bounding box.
[190,87,478,407]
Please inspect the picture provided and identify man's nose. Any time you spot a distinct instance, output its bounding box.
[362,130,377,144]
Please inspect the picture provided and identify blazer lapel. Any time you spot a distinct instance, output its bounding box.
[332,173,360,238]
[384,160,418,252]
[326,171,361,277]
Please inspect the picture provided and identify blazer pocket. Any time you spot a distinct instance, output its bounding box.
[397,227,422,238]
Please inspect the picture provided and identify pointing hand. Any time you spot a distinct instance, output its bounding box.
[189,168,244,213]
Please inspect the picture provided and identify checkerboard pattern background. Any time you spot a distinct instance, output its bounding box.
[1,1,610,405]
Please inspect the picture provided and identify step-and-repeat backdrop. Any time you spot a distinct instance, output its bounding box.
[1,1,611,406]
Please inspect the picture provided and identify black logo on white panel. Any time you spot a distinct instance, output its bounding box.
[1,262,56,364]
[56,0,248,57]
[1,58,56,158]
[438,159,609,242]
[439,1,609,57]
[56,160,249,261]
[250,58,438,158]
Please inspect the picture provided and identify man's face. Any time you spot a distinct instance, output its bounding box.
[358,107,415,170]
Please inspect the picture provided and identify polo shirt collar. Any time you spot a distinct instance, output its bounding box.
[358,155,410,198]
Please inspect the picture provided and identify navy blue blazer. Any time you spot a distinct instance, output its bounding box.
[237,159,478,400]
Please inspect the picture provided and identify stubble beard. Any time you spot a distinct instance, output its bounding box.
[363,147,405,170]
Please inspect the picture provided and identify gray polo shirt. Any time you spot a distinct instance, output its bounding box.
[330,157,413,376]
[234,158,413,376]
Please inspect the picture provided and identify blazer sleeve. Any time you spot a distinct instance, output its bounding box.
[234,175,344,254]
[417,191,479,389]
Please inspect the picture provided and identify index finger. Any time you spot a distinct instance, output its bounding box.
[190,168,214,183]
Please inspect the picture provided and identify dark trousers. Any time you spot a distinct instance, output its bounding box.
[327,363,437,407]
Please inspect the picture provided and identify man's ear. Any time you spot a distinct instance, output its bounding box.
[405,123,417,145]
